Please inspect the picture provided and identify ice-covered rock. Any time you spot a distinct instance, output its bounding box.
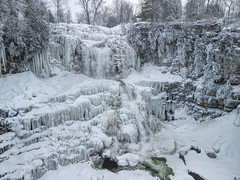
[128,21,240,112]
[0,64,182,179]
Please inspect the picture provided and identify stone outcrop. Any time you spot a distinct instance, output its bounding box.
[128,20,240,112]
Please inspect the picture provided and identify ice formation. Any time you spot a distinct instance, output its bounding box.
[0,62,183,179]
[49,24,140,79]
[31,51,51,78]
[0,47,6,75]
[0,22,240,180]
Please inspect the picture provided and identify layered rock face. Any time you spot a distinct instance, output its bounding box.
[128,21,240,112]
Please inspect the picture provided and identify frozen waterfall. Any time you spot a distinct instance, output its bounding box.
[49,24,140,79]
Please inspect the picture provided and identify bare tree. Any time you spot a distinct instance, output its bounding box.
[92,0,105,24]
[205,0,224,18]
[223,0,234,18]
[236,0,240,17]
[76,0,105,24]
[77,0,91,24]
[51,0,68,23]
[112,0,133,24]
[185,0,206,20]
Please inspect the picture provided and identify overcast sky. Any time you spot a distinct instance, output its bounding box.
[68,0,140,20]
[62,0,187,22]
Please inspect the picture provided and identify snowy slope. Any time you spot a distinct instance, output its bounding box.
[1,63,239,180]
[39,104,240,180]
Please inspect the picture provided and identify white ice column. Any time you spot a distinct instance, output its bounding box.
[31,51,50,78]
[0,46,7,75]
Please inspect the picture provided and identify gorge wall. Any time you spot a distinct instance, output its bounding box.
[128,20,240,113]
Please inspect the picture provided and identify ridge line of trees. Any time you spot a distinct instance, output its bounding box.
[138,0,240,22]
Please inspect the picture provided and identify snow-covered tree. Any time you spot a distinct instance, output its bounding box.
[236,0,240,17]
[138,0,152,21]
[0,0,49,74]
[138,0,182,22]
[205,1,225,18]
[24,0,50,58]
[75,12,85,23]
[48,9,56,23]
[3,0,27,60]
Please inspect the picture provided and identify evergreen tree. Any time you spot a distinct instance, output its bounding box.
[0,0,10,22]
[138,0,182,22]
[0,0,49,74]
[3,0,27,60]
[24,0,50,58]
[48,9,56,23]
[138,0,152,21]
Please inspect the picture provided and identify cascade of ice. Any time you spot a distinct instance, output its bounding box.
[176,39,186,66]
[119,82,147,143]
[50,42,63,62]
[50,36,79,71]
[81,45,111,78]
[31,51,50,78]
[150,95,166,119]
[0,46,6,75]
[62,36,78,70]
[132,80,176,121]
[49,24,140,79]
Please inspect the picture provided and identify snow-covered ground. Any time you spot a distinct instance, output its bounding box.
[39,107,240,180]
[40,161,158,180]
[1,63,239,180]
[126,63,183,83]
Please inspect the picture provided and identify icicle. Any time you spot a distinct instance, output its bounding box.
[0,46,7,75]
[31,51,50,78]
[49,24,140,79]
